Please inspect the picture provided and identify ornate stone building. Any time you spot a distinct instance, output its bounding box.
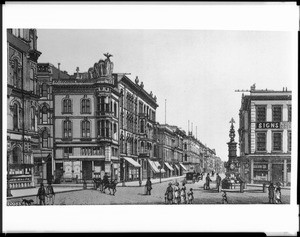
[238,84,292,186]
[118,75,159,182]
[7,29,41,189]
[52,54,120,182]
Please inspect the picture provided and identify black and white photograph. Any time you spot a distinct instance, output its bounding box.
[2,2,299,234]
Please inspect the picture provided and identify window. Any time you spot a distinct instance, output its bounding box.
[30,68,34,91]
[42,106,48,124]
[12,59,19,87]
[42,83,48,97]
[272,106,282,122]
[253,163,268,181]
[256,106,266,122]
[42,130,49,148]
[62,98,72,113]
[273,132,282,151]
[140,119,145,133]
[12,147,22,164]
[31,107,36,131]
[114,102,117,117]
[63,119,72,139]
[288,105,292,122]
[13,103,19,130]
[63,147,73,157]
[81,120,91,138]
[81,98,91,114]
[256,132,266,151]
[288,131,291,152]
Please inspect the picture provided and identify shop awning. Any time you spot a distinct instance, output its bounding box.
[164,162,174,171]
[154,161,166,173]
[174,164,180,171]
[124,157,141,168]
[179,163,187,171]
[148,160,160,173]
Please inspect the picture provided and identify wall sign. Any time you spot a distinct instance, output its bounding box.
[256,122,291,129]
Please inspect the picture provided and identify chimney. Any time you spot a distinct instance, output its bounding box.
[58,63,61,79]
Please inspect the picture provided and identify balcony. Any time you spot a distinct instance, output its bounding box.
[96,136,113,143]
[138,151,150,158]
[96,111,113,117]
[138,113,148,119]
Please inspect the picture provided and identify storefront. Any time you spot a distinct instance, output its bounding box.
[173,164,180,176]
[179,162,188,175]
[148,159,165,179]
[122,157,141,181]
[249,155,291,186]
[164,162,174,177]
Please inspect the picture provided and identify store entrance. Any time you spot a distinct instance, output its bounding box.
[272,164,283,184]
[82,161,92,180]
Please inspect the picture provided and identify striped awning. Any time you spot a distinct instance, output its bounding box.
[179,163,187,171]
[124,157,141,168]
[174,164,180,171]
[164,162,174,171]
[154,161,166,173]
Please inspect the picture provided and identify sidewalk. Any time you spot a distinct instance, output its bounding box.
[7,175,186,199]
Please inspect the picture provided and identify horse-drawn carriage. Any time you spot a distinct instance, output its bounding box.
[186,172,202,183]
[93,176,118,195]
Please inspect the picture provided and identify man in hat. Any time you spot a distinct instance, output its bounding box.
[145,177,152,195]
[36,183,46,205]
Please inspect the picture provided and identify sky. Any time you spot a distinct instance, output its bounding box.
[37,29,295,161]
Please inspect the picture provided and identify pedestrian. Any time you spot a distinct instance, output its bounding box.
[36,183,46,205]
[275,182,282,204]
[222,191,228,204]
[205,173,212,190]
[165,182,173,204]
[268,182,275,204]
[145,177,152,195]
[215,173,222,192]
[180,183,187,204]
[46,181,55,205]
[174,182,180,204]
[187,188,194,204]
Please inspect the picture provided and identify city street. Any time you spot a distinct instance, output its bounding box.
[7,175,290,205]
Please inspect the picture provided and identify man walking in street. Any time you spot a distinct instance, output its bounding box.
[145,177,152,195]
[205,173,212,190]
[46,181,55,205]
[36,183,46,205]
[216,173,222,192]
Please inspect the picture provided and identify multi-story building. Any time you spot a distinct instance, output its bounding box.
[118,75,159,182]
[238,84,292,186]
[154,124,185,178]
[7,29,41,189]
[52,54,120,182]
[183,132,203,173]
[36,63,70,184]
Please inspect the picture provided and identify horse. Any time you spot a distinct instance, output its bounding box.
[103,180,118,195]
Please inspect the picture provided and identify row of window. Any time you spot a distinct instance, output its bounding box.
[256,105,292,122]
[256,131,291,152]
[63,147,119,157]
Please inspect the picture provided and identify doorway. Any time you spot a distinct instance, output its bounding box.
[272,164,283,184]
[82,161,92,180]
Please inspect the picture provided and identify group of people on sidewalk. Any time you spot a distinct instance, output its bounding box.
[164,181,194,204]
[204,173,222,192]
[268,182,282,204]
[36,182,55,205]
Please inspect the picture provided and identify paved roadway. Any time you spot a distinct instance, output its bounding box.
[7,174,290,205]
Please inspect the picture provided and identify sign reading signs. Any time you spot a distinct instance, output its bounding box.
[256,122,291,129]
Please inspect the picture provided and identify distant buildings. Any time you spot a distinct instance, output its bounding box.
[238,84,291,186]
[6,29,224,189]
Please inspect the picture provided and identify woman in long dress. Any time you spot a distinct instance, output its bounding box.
[180,183,187,204]
[174,183,180,204]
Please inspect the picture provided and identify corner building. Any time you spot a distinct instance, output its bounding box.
[238,85,292,186]
[53,55,120,181]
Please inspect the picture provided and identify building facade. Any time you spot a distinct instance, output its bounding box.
[238,85,292,186]
[52,55,120,182]
[118,76,159,182]
[7,29,41,189]
[183,133,203,174]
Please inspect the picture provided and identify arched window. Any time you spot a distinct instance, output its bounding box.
[13,59,19,87]
[42,106,48,124]
[13,103,19,130]
[63,98,72,113]
[42,130,49,148]
[81,120,91,138]
[42,83,48,97]
[12,147,22,164]
[140,119,145,133]
[63,119,72,139]
[31,107,36,131]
